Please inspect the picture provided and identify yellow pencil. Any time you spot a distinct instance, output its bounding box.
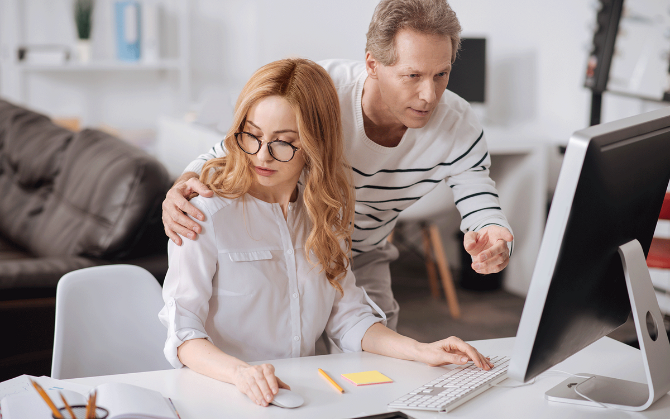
[30,379,64,419]
[91,390,97,419]
[85,393,92,419]
[318,368,344,393]
[60,392,76,419]
[86,390,97,419]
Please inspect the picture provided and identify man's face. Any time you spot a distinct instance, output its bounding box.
[370,29,453,129]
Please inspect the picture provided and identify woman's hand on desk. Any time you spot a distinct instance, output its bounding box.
[415,336,493,370]
[362,324,492,370]
[233,364,291,407]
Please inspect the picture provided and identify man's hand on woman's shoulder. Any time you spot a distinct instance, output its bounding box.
[162,172,214,245]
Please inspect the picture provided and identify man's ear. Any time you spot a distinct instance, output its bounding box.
[365,52,379,80]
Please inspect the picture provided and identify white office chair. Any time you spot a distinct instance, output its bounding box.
[393,181,461,318]
[51,265,172,379]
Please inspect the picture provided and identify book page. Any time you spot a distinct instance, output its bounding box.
[0,375,37,402]
[1,388,86,419]
[0,375,92,401]
[35,376,93,395]
[95,382,176,419]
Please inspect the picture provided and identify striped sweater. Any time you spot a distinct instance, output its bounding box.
[185,59,512,255]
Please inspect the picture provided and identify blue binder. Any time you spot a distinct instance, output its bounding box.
[115,1,141,62]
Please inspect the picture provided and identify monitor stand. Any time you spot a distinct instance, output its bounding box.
[545,239,670,411]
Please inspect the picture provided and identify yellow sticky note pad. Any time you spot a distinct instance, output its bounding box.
[341,370,393,386]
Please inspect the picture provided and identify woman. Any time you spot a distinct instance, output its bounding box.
[159,58,492,407]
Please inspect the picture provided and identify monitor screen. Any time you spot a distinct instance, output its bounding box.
[509,107,670,384]
[448,38,486,103]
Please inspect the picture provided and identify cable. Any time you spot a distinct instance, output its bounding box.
[492,369,588,389]
[545,369,593,379]
[491,377,536,388]
[544,370,616,410]
[573,377,610,409]
[491,369,637,411]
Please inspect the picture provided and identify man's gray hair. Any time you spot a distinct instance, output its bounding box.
[366,0,462,66]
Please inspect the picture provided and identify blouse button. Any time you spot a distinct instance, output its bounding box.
[287,249,294,255]
[168,301,174,307]
[293,336,300,341]
[292,293,298,299]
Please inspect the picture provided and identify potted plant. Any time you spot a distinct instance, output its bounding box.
[74,0,94,63]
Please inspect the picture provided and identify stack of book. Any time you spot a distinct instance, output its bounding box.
[17,45,70,65]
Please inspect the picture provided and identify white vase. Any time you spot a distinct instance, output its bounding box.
[76,39,91,63]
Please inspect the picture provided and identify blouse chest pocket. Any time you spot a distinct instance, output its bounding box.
[216,250,275,296]
[228,250,273,262]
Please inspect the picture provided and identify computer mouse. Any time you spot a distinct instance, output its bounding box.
[270,388,304,408]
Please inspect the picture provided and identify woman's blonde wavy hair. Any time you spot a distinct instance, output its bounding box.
[200,58,354,294]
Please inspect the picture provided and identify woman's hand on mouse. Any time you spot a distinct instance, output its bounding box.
[415,336,493,370]
[233,363,291,407]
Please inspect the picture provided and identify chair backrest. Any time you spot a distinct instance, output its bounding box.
[52,265,172,379]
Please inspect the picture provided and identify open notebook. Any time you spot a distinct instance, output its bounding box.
[0,378,178,419]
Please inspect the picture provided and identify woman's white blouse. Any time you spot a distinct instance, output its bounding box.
[158,188,385,368]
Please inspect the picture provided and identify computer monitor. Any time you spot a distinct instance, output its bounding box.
[508,107,670,411]
[448,38,486,103]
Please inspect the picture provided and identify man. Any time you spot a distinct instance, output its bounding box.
[162,0,513,331]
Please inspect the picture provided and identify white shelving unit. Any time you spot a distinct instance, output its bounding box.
[1,0,191,124]
[16,60,183,72]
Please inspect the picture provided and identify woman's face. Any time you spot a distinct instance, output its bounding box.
[243,95,305,193]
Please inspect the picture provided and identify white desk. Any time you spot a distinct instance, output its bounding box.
[67,337,670,418]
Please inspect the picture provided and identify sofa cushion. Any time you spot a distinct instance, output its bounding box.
[0,99,171,261]
[29,128,170,258]
[0,235,31,262]
[0,100,73,187]
[0,100,74,250]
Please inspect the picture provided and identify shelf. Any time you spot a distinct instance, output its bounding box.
[3,0,192,122]
[17,59,183,72]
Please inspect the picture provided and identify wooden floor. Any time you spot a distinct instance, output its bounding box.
[392,248,525,343]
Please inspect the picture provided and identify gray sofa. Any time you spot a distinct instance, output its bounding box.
[0,98,171,380]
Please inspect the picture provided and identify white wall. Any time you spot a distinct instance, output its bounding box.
[187,0,378,128]
[451,0,593,137]
[2,0,665,136]
[452,0,668,137]
[0,0,379,130]
[194,0,667,139]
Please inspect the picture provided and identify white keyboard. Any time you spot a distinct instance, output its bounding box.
[388,355,510,413]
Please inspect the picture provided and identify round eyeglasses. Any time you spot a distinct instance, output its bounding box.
[234,132,301,162]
